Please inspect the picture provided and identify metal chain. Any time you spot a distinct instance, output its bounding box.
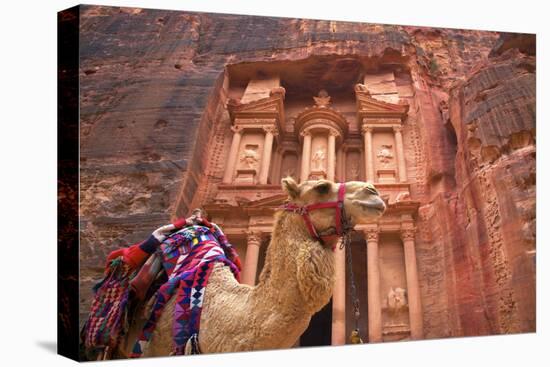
[339,207,361,332]
[346,233,361,331]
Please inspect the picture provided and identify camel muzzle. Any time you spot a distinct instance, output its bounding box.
[353,197,386,214]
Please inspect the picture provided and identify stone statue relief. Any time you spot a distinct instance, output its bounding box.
[312,147,326,171]
[349,162,359,180]
[387,287,408,312]
[284,167,296,179]
[376,144,394,166]
[239,145,259,169]
[313,89,331,107]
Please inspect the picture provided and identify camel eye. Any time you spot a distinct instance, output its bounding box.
[366,183,379,196]
[315,182,331,195]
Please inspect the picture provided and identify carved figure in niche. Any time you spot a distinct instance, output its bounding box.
[376,144,394,166]
[349,162,359,180]
[387,287,408,312]
[313,89,331,107]
[284,167,296,179]
[240,145,259,169]
[312,147,326,171]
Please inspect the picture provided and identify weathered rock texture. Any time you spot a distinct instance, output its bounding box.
[78,5,535,339]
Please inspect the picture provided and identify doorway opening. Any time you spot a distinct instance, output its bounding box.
[299,299,333,346]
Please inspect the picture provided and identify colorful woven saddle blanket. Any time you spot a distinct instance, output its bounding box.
[131,225,240,357]
[81,259,137,353]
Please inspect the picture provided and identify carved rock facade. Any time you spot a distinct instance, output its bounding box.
[77,6,535,343]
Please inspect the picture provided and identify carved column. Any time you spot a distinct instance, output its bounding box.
[341,146,347,182]
[300,130,312,182]
[401,228,423,339]
[331,239,346,345]
[362,125,375,183]
[273,147,283,183]
[335,147,345,182]
[223,126,243,184]
[365,227,382,342]
[241,231,262,286]
[327,130,338,182]
[393,125,407,182]
[259,126,277,184]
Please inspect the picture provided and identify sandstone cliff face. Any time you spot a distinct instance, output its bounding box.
[451,43,535,334]
[77,5,535,337]
[415,36,535,338]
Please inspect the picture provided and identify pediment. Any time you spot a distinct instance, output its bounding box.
[227,92,285,122]
[234,97,280,113]
[245,193,288,208]
[356,92,409,119]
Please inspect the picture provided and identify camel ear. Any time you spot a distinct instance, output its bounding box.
[282,177,300,199]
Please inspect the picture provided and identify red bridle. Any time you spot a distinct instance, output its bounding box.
[278,183,350,247]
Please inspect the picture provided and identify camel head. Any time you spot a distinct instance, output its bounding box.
[278,177,386,311]
[281,176,386,237]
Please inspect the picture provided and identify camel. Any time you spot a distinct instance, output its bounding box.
[117,177,386,357]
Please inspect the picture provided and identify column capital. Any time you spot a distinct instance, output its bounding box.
[392,125,403,133]
[231,125,244,134]
[300,129,312,138]
[361,124,374,135]
[363,228,379,242]
[328,128,340,138]
[246,231,262,246]
[263,125,279,136]
[400,228,416,242]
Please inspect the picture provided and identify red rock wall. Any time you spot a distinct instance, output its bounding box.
[77,5,535,337]
[448,43,536,334]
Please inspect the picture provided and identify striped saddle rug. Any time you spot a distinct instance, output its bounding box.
[131,225,240,357]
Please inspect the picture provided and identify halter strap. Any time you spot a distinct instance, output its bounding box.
[278,183,348,246]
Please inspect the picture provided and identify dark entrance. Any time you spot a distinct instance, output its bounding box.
[299,298,333,346]
[346,238,369,342]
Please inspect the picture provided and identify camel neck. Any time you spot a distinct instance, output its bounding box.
[252,212,334,314]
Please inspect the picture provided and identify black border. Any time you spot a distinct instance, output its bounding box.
[57,5,80,361]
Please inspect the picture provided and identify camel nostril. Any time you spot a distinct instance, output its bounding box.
[367,195,386,211]
[374,199,386,211]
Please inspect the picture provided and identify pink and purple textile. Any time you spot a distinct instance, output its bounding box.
[81,259,136,352]
[131,225,240,356]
